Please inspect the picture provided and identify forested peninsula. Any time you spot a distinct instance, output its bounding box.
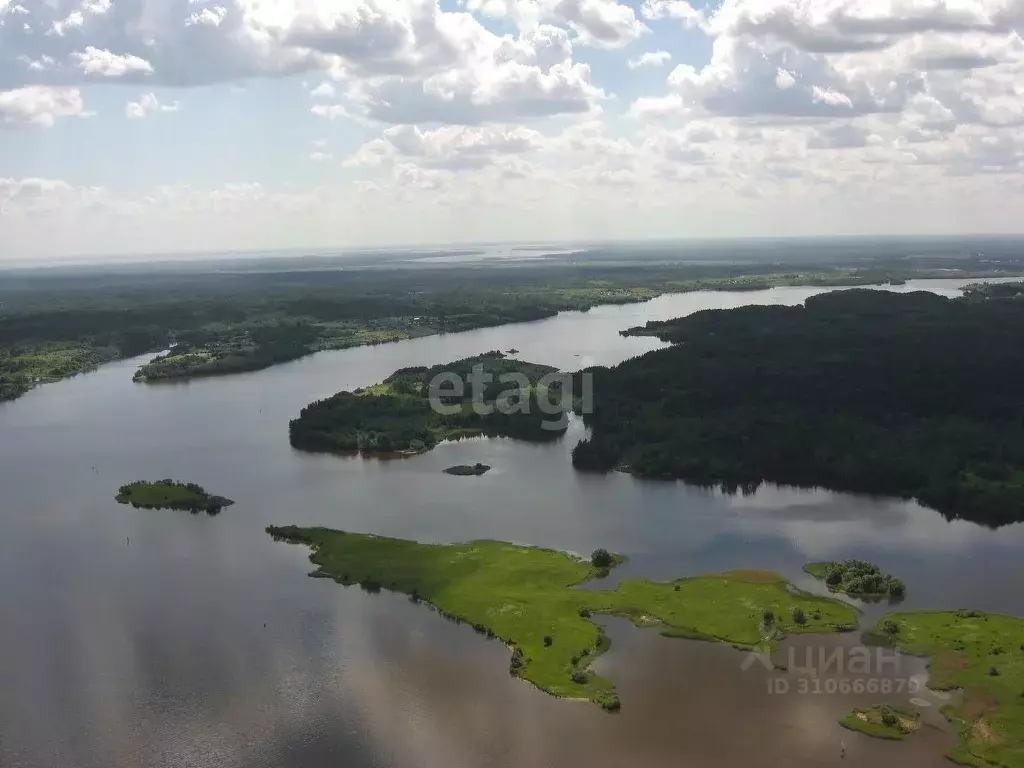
[572,288,1024,527]
[266,526,858,711]
[289,352,570,455]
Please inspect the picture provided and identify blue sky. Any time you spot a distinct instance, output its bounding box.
[1,0,1022,261]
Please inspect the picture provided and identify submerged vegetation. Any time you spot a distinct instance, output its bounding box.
[865,610,1024,767]
[116,480,234,514]
[574,289,1024,527]
[840,704,921,740]
[266,526,858,710]
[804,560,905,599]
[289,352,571,455]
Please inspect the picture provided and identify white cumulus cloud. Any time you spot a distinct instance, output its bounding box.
[125,93,180,119]
[0,86,85,128]
[72,47,154,77]
[628,50,672,68]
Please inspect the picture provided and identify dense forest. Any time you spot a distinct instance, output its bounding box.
[573,288,1024,527]
[290,352,570,454]
[4,253,1022,400]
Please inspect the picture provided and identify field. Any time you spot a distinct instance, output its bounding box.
[867,611,1024,767]
[267,526,859,710]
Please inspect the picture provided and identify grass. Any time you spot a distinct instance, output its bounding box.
[866,610,1024,767]
[267,526,860,710]
[116,480,234,514]
[840,704,922,740]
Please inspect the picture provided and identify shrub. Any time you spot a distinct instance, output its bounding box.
[791,607,806,624]
[988,666,1000,677]
[882,620,900,635]
[762,607,775,625]
[578,607,591,618]
[571,671,589,685]
[543,635,553,647]
[591,548,614,568]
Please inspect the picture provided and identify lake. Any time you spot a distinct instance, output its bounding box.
[2,280,1021,768]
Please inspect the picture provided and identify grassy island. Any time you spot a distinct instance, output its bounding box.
[804,559,905,599]
[865,610,1024,767]
[116,480,234,514]
[574,289,1024,527]
[266,526,858,710]
[289,352,572,456]
[840,704,921,740]
[443,463,491,476]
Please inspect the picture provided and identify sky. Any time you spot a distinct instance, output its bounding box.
[1,0,1023,261]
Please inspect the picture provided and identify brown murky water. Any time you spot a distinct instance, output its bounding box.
[1,280,1020,768]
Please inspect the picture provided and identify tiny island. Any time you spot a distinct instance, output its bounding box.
[266,525,858,711]
[443,463,491,476]
[840,704,921,740]
[804,559,905,599]
[116,480,234,514]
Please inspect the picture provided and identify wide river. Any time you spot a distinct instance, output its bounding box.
[2,280,1022,768]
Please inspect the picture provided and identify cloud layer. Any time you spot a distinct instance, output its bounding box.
[1,0,1023,257]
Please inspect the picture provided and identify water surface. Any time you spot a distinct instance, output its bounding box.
[2,280,1021,768]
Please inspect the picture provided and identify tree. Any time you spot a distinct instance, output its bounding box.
[762,607,775,625]
[791,607,806,624]
[591,548,614,568]
[543,635,553,647]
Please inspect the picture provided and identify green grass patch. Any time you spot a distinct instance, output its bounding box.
[867,610,1024,767]
[840,704,921,740]
[267,526,859,710]
[116,480,234,515]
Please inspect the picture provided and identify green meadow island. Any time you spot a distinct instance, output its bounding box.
[116,480,234,515]
[266,526,859,711]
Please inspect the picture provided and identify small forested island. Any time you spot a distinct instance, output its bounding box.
[804,559,905,599]
[116,480,234,514]
[575,289,1024,527]
[443,463,491,476]
[864,610,1024,767]
[289,351,572,456]
[840,704,921,740]
[266,525,858,711]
